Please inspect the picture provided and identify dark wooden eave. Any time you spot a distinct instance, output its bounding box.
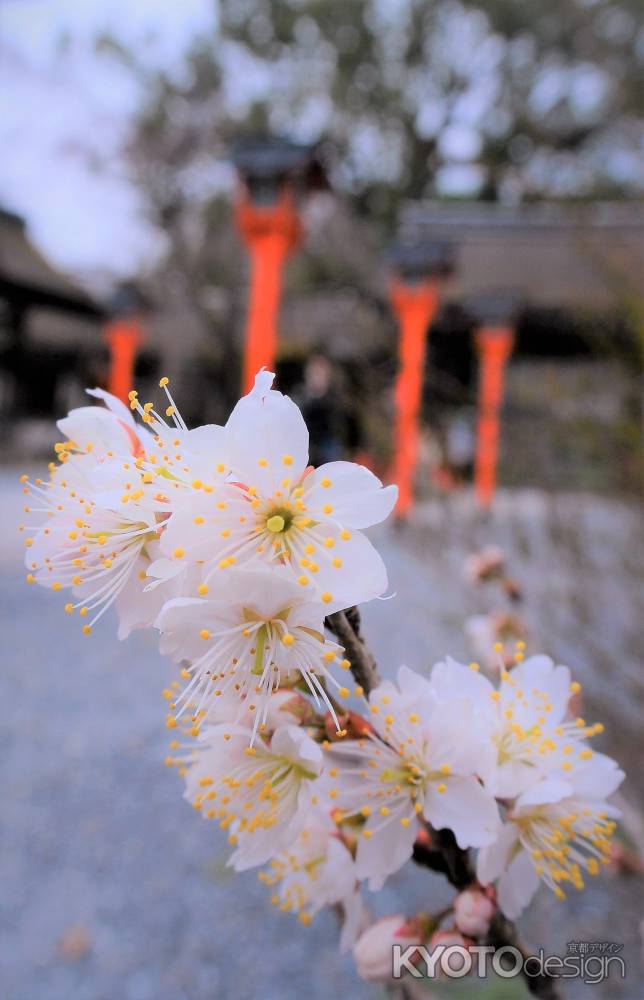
[0,208,105,318]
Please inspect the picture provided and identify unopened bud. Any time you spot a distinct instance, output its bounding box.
[453,889,495,938]
[353,915,418,982]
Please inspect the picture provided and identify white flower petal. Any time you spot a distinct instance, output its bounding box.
[305,461,397,528]
[356,813,418,889]
[226,372,309,491]
[424,775,499,848]
[497,849,540,919]
[515,778,573,810]
[476,822,520,885]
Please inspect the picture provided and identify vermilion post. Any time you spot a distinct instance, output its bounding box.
[105,318,144,403]
[474,325,515,508]
[390,280,439,518]
[236,188,302,393]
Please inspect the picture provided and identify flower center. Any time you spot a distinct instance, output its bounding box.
[265,507,294,533]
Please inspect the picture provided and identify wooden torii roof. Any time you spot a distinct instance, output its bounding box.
[399,201,644,312]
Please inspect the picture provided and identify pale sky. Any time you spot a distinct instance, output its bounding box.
[1,0,217,286]
[3,0,637,292]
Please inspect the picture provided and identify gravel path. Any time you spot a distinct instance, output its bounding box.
[2,467,642,999]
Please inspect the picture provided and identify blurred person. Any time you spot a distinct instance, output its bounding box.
[293,354,362,467]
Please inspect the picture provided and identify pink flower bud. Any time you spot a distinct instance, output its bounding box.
[263,690,313,731]
[428,929,469,976]
[353,915,418,982]
[453,889,495,938]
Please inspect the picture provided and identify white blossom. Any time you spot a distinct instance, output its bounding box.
[327,666,500,889]
[21,389,171,635]
[156,568,347,741]
[182,722,324,870]
[156,371,397,610]
[259,811,366,950]
[477,754,624,917]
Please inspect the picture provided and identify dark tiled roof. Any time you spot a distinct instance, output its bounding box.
[0,208,104,317]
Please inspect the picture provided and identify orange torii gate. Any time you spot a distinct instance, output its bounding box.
[471,294,520,508]
[105,285,148,403]
[389,242,454,518]
[232,137,324,393]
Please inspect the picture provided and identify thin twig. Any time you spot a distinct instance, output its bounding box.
[325,607,380,694]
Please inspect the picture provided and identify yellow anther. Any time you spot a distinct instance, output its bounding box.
[321,592,333,604]
[173,547,185,559]
[437,783,447,793]
[400,817,410,827]
[282,633,295,647]
[570,681,582,695]
[82,624,92,635]
[165,406,175,417]
[469,662,480,671]
[321,478,332,488]
[322,504,333,515]
[64,603,74,614]
[200,629,211,640]
[298,575,309,586]
[258,458,268,467]
[282,455,293,466]
[159,377,169,387]
[26,573,36,584]
[338,687,350,699]
[324,537,335,548]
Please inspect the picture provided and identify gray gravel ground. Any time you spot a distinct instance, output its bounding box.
[2,466,642,999]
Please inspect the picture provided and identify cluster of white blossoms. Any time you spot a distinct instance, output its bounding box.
[22,371,625,973]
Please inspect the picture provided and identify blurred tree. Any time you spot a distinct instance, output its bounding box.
[102,0,643,410]
[216,0,644,210]
[114,0,644,283]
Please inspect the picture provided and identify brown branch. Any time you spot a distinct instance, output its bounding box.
[413,831,562,999]
[325,607,380,694]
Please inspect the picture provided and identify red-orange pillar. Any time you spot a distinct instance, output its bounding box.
[105,318,144,403]
[235,189,302,393]
[390,280,439,517]
[474,325,515,508]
